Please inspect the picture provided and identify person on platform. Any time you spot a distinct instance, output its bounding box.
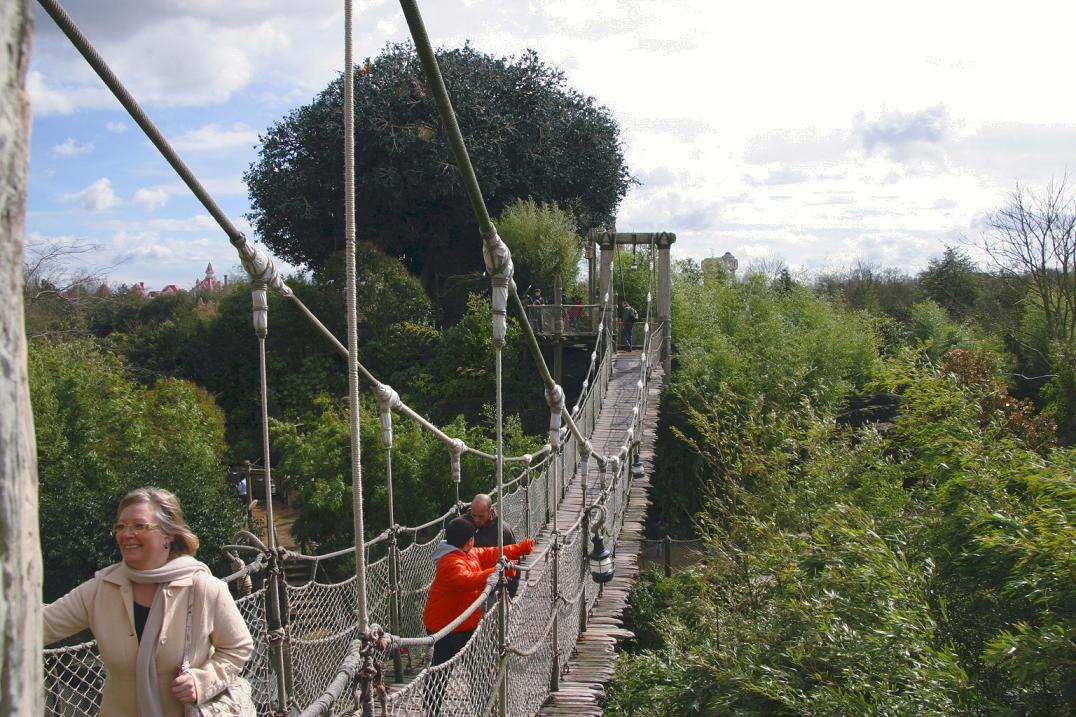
[621,301,638,351]
[531,287,546,332]
[43,487,253,717]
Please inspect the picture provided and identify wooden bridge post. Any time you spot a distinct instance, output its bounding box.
[656,233,675,375]
[598,231,616,344]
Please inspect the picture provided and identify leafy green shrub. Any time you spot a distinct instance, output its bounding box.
[30,339,242,601]
[496,198,582,297]
[612,272,1072,714]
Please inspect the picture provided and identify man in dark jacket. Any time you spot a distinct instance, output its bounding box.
[468,493,520,597]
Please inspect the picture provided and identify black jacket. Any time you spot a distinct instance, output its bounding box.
[470,515,520,597]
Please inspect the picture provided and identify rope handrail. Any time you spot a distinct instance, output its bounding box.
[294,640,364,717]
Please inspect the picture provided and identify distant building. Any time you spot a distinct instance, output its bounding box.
[194,262,225,292]
[702,252,738,275]
[126,261,225,299]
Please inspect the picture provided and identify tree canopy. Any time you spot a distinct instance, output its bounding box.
[919,245,981,320]
[245,43,632,315]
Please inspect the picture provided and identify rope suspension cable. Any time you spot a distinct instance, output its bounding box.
[397,0,611,472]
[342,0,370,634]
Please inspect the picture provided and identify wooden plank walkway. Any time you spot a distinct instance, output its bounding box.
[537,351,663,716]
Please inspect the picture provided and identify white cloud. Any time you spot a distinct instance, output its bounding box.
[172,123,259,152]
[26,71,113,116]
[51,138,94,157]
[105,214,220,232]
[131,187,171,211]
[26,0,1076,280]
[106,121,128,133]
[62,178,120,212]
[115,243,177,262]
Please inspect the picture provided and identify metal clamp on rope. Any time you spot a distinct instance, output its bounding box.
[578,440,592,487]
[251,285,268,339]
[449,438,465,485]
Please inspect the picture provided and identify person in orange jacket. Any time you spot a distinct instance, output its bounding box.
[422,517,534,713]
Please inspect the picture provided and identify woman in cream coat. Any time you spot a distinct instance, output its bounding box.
[44,487,253,717]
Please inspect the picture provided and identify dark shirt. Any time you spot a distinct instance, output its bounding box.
[469,515,520,597]
[133,601,151,643]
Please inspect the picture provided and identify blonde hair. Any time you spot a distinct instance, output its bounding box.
[117,487,199,557]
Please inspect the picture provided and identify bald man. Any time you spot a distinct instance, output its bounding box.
[468,493,520,597]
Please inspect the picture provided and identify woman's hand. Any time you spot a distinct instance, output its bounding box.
[171,669,198,704]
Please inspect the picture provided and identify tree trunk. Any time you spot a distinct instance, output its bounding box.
[0,1,42,714]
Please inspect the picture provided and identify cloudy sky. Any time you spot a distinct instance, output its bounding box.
[26,0,1076,290]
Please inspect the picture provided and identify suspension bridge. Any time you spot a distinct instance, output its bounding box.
[38,0,676,714]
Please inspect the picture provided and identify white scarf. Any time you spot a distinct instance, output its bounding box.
[123,556,211,717]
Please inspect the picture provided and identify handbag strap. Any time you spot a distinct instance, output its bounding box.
[182,588,196,717]
[182,587,194,671]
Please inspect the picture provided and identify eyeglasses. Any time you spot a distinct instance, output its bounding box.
[112,522,160,536]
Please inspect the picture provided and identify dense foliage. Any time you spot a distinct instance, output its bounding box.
[245,43,631,317]
[271,395,542,553]
[607,262,1075,716]
[651,263,878,532]
[30,339,242,602]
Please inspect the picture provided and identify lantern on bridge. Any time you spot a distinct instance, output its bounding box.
[589,532,614,584]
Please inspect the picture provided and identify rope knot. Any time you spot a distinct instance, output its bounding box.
[544,384,566,413]
[373,382,400,411]
[578,440,593,460]
[480,225,514,282]
[374,383,399,449]
[449,438,465,483]
[482,224,514,346]
[266,627,288,645]
[234,233,292,297]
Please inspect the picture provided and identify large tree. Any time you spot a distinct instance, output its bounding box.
[245,43,631,313]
